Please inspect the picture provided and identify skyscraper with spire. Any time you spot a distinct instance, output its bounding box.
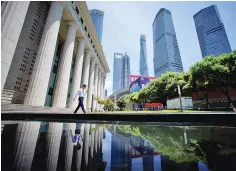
[139,35,149,76]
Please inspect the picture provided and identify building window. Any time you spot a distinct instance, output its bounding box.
[80,17,84,25]
[84,26,87,32]
[75,7,79,15]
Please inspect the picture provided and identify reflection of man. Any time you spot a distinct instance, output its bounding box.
[70,129,83,150]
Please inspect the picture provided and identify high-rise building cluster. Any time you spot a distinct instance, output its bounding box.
[152,5,231,77]
[110,5,232,95]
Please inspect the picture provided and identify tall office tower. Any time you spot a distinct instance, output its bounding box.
[153,8,183,77]
[121,52,131,89]
[194,5,231,58]
[90,9,104,42]
[139,35,149,76]
[113,53,123,93]
[105,89,107,97]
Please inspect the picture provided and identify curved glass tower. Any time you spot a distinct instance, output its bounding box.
[90,9,104,42]
[194,5,231,58]
[153,8,183,77]
[140,35,149,76]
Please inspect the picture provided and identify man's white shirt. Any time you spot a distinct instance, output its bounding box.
[74,89,86,99]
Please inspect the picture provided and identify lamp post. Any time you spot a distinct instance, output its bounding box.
[177,85,183,112]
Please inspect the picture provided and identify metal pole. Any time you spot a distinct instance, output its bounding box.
[178,85,183,112]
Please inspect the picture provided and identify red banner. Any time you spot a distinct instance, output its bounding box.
[145,103,163,108]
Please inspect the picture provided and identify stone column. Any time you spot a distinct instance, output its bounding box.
[97,70,101,110]
[13,122,40,171]
[94,127,98,153]
[103,76,106,99]
[87,59,95,111]
[64,123,76,171]
[68,38,86,109]
[90,124,96,158]
[81,50,91,110]
[93,65,98,111]
[52,22,77,108]
[1,1,30,91]
[83,124,90,167]
[24,2,64,106]
[100,73,104,100]
[45,123,63,171]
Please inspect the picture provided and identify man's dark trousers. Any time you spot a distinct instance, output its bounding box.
[74,97,86,114]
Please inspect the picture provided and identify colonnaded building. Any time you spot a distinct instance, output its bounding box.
[1,1,110,111]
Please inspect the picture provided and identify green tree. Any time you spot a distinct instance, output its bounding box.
[190,50,236,107]
[103,98,114,110]
[117,95,127,110]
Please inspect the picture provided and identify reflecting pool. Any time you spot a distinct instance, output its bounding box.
[1,121,236,171]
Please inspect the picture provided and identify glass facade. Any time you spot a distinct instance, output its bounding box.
[121,53,130,89]
[153,8,183,77]
[113,53,123,93]
[140,35,149,76]
[194,5,231,58]
[90,9,104,42]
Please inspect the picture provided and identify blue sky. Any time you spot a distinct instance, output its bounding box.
[87,1,236,96]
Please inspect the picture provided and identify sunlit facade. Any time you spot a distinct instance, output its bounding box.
[153,8,183,77]
[1,1,109,111]
[194,5,231,58]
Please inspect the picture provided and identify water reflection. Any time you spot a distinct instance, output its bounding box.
[1,121,236,171]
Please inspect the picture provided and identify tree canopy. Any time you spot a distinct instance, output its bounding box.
[116,50,236,108]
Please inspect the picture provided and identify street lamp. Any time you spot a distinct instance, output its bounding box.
[177,85,183,112]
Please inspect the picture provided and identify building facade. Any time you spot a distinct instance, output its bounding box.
[139,35,149,76]
[113,53,123,93]
[121,52,131,89]
[1,1,109,111]
[194,5,231,58]
[89,9,104,42]
[153,8,183,77]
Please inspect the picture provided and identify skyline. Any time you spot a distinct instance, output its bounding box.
[87,1,236,96]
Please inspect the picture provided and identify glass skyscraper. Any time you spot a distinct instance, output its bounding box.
[90,9,104,42]
[140,35,149,76]
[121,52,131,89]
[113,53,123,93]
[194,5,231,58]
[153,8,183,77]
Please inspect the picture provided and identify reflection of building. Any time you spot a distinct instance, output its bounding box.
[194,5,231,58]
[89,9,104,42]
[1,2,109,111]
[140,35,149,76]
[1,122,104,171]
[153,8,183,77]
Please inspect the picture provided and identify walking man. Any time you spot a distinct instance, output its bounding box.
[73,84,87,114]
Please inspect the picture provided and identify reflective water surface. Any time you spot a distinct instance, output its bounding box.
[1,121,236,171]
